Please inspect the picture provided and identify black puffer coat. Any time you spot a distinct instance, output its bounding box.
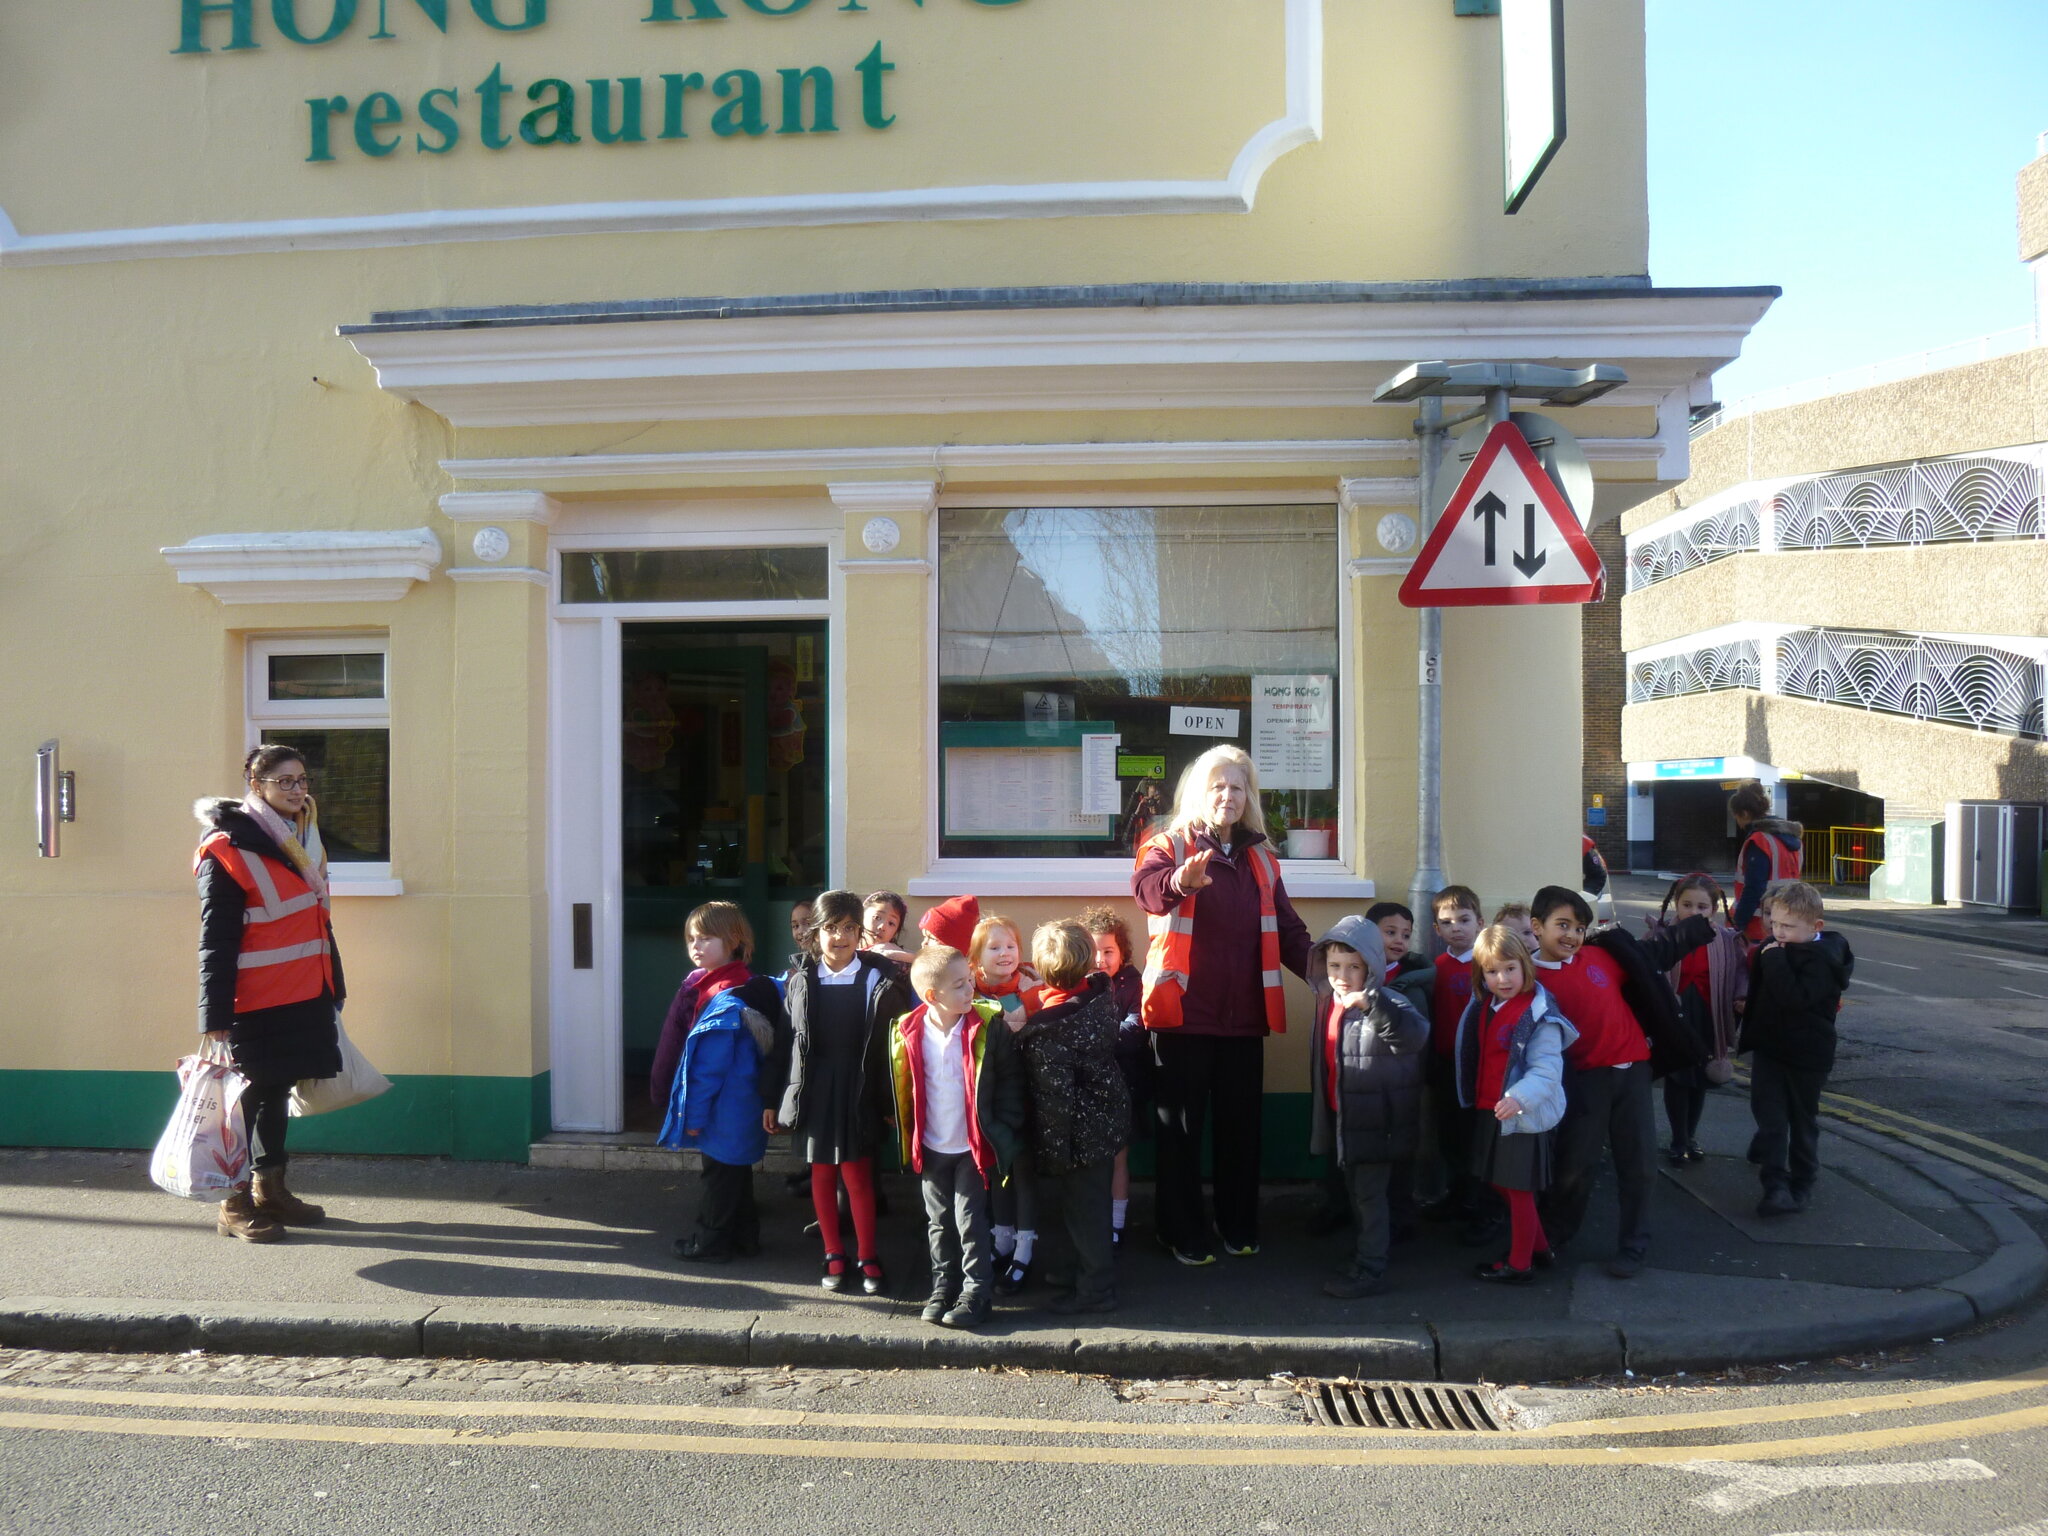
[195,798,344,1087]
[1306,916,1429,1166]
[1739,930,1855,1073]
[1014,974,1130,1177]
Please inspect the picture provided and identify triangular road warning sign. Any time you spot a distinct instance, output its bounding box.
[1398,420,1603,608]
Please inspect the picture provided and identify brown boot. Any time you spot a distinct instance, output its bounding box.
[252,1169,325,1226]
[217,1191,285,1243]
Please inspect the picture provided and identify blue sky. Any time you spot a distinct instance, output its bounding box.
[1647,0,2047,402]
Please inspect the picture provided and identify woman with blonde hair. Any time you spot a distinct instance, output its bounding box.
[1130,744,1312,1265]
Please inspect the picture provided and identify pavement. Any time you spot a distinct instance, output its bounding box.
[2,1081,2041,1384]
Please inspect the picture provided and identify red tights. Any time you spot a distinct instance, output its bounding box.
[1497,1187,1549,1271]
[811,1159,879,1267]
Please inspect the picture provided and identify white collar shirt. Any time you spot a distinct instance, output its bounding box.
[919,1011,972,1156]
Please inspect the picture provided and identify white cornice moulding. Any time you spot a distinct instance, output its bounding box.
[161,529,441,605]
[826,481,940,517]
[1347,557,1414,578]
[439,490,559,525]
[0,1,1320,267]
[1338,477,1421,510]
[448,565,550,586]
[446,439,1421,483]
[352,291,1768,429]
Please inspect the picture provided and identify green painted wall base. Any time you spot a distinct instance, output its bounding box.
[0,1070,551,1164]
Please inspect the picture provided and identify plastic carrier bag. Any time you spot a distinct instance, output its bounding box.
[149,1042,250,1200]
[289,1014,391,1118]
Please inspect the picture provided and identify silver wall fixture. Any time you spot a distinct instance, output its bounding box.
[36,740,75,858]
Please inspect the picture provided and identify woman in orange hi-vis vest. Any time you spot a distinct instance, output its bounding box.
[1131,745,1311,1267]
[193,745,345,1244]
[1727,780,1806,944]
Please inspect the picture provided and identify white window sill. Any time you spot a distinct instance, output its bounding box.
[331,877,404,898]
[906,860,1373,901]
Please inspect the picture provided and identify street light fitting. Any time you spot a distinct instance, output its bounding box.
[1372,361,1628,407]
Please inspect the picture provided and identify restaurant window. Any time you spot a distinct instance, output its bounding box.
[938,505,1340,861]
[246,634,391,871]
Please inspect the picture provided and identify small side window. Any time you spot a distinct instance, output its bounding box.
[246,635,391,872]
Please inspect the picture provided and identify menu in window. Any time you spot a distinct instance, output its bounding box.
[944,746,1115,839]
[1250,674,1334,790]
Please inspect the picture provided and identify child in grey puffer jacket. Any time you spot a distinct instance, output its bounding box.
[1307,915,1430,1299]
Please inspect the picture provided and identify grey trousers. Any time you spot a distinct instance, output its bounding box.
[920,1148,993,1300]
[1048,1159,1117,1302]
[1342,1160,1394,1281]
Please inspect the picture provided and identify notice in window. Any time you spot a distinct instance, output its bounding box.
[1080,731,1122,816]
[944,746,1115,840]
[1251,674,1334,791]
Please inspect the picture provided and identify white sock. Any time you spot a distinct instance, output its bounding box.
[992,1224,1016,1258]
[1112,1200,1129,1231]
[1013,1230,1037,1266]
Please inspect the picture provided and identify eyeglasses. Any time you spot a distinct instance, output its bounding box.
[256,775,311,791]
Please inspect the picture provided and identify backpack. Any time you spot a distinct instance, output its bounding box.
[1584,926,1704,1081]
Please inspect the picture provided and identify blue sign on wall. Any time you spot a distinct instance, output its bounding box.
[1653,758,1726,779]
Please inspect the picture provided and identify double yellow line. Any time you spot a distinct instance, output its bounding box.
[3,1370,2048,1467]
[1732,1066,2048,1203]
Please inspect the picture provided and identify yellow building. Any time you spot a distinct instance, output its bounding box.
[2,1,1767,1164]
[1617,140,2048,909]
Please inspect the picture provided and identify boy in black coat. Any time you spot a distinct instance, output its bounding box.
[1738,880,1854,1216]
[1014,921,1131,1316]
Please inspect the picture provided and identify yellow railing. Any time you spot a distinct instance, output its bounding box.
[1817,825,1886,887]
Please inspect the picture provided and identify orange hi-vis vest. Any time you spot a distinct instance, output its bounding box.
[195,834,335,1015]
[1735,829,1804,942]
[1137,829,1288,1034]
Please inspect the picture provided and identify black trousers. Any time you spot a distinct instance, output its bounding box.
[1663,1068,1708,1150]
[244,1083,293,1173]
[1749,1055,1827,1195]
[693,1157,759,1247]
[1542,1062,1656,1257]
[1045,1159,1117,1301]
[1151,1032,1264,1254]
[1341,1161,1395,1281]
[921,1148,993,1300]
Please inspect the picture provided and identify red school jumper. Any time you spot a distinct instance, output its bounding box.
[1535,949,1648,1070]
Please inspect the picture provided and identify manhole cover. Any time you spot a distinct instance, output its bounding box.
[1304,1380,1507,1432]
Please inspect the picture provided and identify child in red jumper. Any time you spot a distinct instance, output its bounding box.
[1532,885,1712,1279]
[1456,925,1577,1284]
[1420,885,1485,1231]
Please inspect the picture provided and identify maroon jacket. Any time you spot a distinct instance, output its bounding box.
[1131,826,1313,1037]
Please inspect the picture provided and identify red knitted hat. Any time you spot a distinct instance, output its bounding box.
[918,894,981,954]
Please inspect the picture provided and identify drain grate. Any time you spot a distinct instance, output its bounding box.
[1305,1380,1507,1432]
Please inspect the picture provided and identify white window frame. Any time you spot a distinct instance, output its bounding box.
[244,632,398,894]
[914,491,1371,900]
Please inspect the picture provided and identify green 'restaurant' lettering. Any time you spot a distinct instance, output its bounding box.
[308,49,887,160]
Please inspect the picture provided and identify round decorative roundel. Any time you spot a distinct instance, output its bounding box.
[1376,513,1419,555]
[861,516,902,555]
[471,526,512,564]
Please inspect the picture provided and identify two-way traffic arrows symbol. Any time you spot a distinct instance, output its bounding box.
[1471,492,1549,578]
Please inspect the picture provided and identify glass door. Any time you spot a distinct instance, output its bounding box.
[619,621,828,1128]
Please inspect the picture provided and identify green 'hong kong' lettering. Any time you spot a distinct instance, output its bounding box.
[471,0,547,29]
[644,0,727,18]
[273,0,358,46]
[177,0,257,53]
[373,0,450,38]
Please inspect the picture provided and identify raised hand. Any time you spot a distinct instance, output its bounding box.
[1176,847,1216,893]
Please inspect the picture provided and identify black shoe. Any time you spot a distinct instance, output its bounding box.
[994,1255,1033,1295]
[858,1257,887,1297]
[1685,1142,1704,1163]
[1323,1272,1389,1299]
[820,1252,850,1293]
[1218,1234,1261,1257]
[1606,1250,1645,1280]
[941,1293,992,1330]
[921,1283,956,1325]
[1157,1233,1216,1267]
[1530,1247,1556,1271]
[1756,1187,1801,1217]
[1473,1261,1535,1286]
[1664,1145,1689,1168]
[1048,1289,1118,1316]
[672,1234,733,1264]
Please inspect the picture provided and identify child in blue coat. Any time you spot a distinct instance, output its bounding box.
[655,902,782,1263]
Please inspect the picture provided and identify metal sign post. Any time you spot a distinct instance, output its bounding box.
[1373,363,1626,943]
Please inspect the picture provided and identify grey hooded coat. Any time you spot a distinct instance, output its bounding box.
[1307,915,1431,1166]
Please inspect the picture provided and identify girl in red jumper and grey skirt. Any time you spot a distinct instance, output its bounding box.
[1456,926,1578,1285]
